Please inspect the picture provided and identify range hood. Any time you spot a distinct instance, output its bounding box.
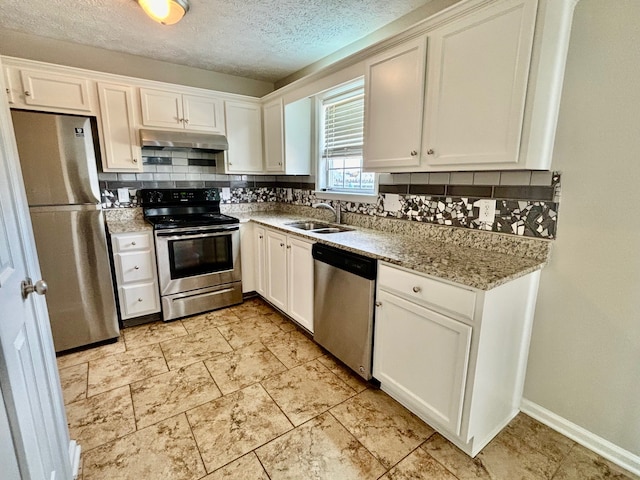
[140,129,228,151]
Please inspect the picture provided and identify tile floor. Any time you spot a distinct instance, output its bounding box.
[57,298,638,480]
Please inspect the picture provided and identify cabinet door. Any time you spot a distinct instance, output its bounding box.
[225,100,264,173]
[140,88,183,129]
[286,236,314,332]
[19,69,92,112]
[283,98,312,175]
[265,229,287,311]
[254,226,266,296]
[263,99,284,172]
[363,37,426,170]
[373,290,471,436]
[422,0,537,167]
[97,83,142,171]
[183,94,224,133]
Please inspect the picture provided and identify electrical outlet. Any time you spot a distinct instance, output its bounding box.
[478,199,496,223]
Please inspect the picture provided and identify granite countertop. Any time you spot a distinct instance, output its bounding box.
[240,213,545,291]
[103,207,546,291]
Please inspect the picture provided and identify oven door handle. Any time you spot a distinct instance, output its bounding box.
[156,227,239,240]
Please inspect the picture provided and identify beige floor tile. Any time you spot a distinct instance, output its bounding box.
[217,315,282,349]
[87,344,168,396]
[123,320,188,350]
[261,330,324,368]
[131,362,222,429]
[186,383,293,472]
[331,389,435,469]
[262,310,297,332]
[380,447,458,480]
[228,298,274,319]
[256,412,386,480]
[423,431,558,480]
[202,452,269,480]
[505,414,575,463]
[82,414,206,480]
[262,360,356,426]
[181,309,242,334]
[317,354,368,393]
[160,327,233,370]
[59,362,88,405]
[57,338,126,370]
[66,385,135,451]
[204,342,287,395]
[552,444,640,480]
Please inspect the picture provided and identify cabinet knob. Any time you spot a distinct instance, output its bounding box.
[132,158,138,163]
[412,286,422,293]
[410,150,418,156]
[134,265,140,270]
[131,241,137,246]
[184,118,189,124]
[259,235,263,239]
[24,91,31,97]
[138,298,143,302]
[5,88,9,94]
[280,242,285,247]
[286,245,291,249]
[375,301,382,307]
[427,149,435,155]
[229,162,233,165]
[278,162,282,166]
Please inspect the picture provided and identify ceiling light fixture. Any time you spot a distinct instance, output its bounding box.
[137,0,190,25]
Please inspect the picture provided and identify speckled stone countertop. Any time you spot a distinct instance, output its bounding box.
[104,208,151,234]
[239,212,548,291]
[103,206,550,291]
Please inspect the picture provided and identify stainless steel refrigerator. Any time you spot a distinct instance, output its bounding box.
[11,110,119,352]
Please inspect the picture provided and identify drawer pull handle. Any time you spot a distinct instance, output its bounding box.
[134,265,140,270]
[138,298,143,302]
[412,286,422,293]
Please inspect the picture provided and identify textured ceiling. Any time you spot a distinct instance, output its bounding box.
[0,0,433,82]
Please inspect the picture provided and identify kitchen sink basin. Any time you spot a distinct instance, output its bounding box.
[285,221,354,234]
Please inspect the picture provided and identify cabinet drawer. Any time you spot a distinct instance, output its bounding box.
[119,282,160,319]
[115,251,155,284]
[112,232,152,252]
[378,263,476,321]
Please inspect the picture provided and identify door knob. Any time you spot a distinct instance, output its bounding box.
[21,277,48,299]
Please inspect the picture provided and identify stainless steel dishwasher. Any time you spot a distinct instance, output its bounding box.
[313,244,377,380]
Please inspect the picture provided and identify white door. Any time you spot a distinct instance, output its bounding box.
[0,67,74,480]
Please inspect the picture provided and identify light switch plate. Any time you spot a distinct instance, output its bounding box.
[221,187,231,200]
[477,199,496,223]
[384,193,402,212]
[117,188,130,204]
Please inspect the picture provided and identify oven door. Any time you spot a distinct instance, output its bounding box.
[155,225,241,296]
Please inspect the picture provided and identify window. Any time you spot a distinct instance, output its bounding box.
[317,80,376,195]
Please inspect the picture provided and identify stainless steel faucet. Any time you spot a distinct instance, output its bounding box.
[312,202,341,224]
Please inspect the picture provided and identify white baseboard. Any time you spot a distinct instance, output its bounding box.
[68,440,81,480]
[521,399,640,477]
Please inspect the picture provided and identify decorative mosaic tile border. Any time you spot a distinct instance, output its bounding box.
[102,175,560,240]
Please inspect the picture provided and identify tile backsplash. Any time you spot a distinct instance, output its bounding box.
[99,152,560,240]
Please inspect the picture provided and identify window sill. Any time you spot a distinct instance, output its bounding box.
[314,190,378,204]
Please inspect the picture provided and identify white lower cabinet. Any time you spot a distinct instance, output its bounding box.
[253,225,314,332]
[111,231,160,320]
[374,262,541,457]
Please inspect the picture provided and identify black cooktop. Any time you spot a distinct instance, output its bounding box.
[140,188,238,230]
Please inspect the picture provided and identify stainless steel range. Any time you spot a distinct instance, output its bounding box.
[141,188,242,321]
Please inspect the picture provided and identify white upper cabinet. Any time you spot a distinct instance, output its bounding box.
[263,98,285,172]
[363,37,427,170]
[4,65,95,114]
[97,82,142,172]
[262,97,312,175]
[140,87,224,133]
[223,100,264,173]
[422,0,537,168]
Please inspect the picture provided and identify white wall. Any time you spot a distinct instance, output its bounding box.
[524,0,640,456]
[0,29,273,97]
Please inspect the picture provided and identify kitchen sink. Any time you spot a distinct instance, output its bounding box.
[285,221,354,234]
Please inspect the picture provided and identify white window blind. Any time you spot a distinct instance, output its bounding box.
[321,85,374,193]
